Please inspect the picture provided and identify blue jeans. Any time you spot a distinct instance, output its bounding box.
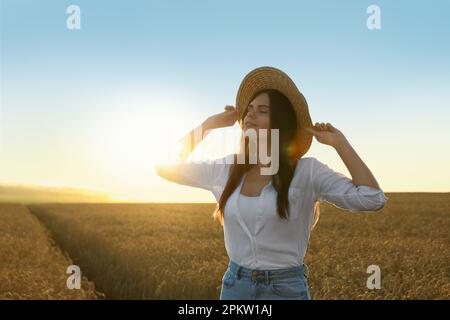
[220,260,312,300]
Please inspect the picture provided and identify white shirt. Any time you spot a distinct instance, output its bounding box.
[238,192,265,237]
[156,154,389,270]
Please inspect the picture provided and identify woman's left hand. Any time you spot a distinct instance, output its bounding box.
[305,122,347,148]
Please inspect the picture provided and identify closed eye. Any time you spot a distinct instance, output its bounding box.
[246,105,270,115]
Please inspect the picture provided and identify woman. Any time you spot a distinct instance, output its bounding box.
[155,66,388,300]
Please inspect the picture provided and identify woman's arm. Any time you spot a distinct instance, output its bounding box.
[306,122,381,190]
[155,105,238,180]
[334,136,380,189]
[175,118,214,164]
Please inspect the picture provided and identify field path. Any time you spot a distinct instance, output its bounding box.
[0,203,103,299]
[27,203,228,299]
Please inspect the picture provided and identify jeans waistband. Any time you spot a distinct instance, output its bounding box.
[227,260,309,281]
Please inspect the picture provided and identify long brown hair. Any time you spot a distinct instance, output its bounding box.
[213,89,304,225]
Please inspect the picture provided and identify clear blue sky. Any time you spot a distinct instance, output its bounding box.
[1,0,449,201]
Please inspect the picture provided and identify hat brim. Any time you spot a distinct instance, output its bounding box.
[235,66,313,159]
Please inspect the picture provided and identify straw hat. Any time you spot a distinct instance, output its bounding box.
[236,66,313,159]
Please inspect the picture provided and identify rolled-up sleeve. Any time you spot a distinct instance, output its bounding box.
[311,157,388,212]
[155,156,231,192]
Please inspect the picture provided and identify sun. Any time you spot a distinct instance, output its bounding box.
[85,87,243,201]
[87,91,199,199]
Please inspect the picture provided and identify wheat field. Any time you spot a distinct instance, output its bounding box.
[0,204,102,299]
[1,193,449,299]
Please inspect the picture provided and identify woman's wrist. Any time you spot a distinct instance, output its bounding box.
[331,134,349,150]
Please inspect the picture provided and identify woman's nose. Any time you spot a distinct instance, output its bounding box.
[246,109,256,119]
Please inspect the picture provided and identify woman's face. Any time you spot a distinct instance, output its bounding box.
[243,92,271,132]
[241,92,272,159]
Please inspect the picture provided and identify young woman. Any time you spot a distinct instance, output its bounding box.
[155,66,388,300]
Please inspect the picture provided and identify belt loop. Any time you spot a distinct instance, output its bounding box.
[236,266,241,280]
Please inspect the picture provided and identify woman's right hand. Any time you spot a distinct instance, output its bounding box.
[205,105,239,129]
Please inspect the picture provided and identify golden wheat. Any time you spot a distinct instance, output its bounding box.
[25,193,450,299]
[0,203,102,299]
